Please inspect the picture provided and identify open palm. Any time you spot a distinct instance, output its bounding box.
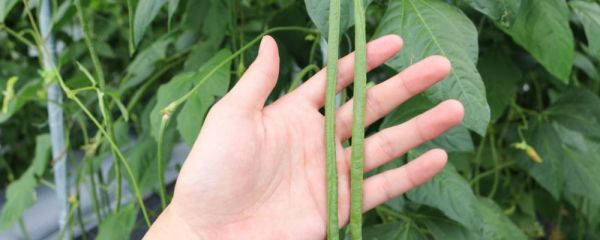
[150,35,464,239]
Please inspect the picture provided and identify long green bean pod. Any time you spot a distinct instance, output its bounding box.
[325,0,342,239]
[350,0,367,238]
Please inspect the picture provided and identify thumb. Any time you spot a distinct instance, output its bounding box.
[222,35,279,112]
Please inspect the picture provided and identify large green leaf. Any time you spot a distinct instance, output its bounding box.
[517,88,600,199]
[182,2,229,72]
[374,0,490,135]
[501,0,573,82]
[96,204,138,240]
[363,220,426,239]
[422,218,477,240]
[125,138,159,193]
[476,197,528,240]
[545,88,600,140]
[556,126,600,203]
[120,37,173,92]
[133,0,167,46]
[149,72,195,140]
[565,193,600,228]
[517,121,564,198]
[407,163,482,232]
[0,0,18,22]
[462,0,521,27]
[381,94,474,152]
[0,134,51,229]
[167,0,180,28]
[408,162,526,239]
[177,50,232,146]
[477,50,521,122]
[570,1,600,61]
[573,52,599,82]
[304,0,371,38]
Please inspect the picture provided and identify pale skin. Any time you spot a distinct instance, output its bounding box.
[145,35,464,239]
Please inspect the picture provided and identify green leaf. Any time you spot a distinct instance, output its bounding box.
[461,0,521,27]
[149,71,195,140]
[168,0,180,28]
[407,163,482,232]
[0,134,51,229]
[573,52,599,82]
[304,0,371,38]
[96,204,138,240]
[570,1,600,61]
[518,88,600,200]
[0,0,19,22]
[565,193,600,227]
[511,213,545,238]
[121,37,173,92]
[124,138,157,193]
[381,94,474,152]
[0,80,41,124]
[501,0,574,82]
[108,93,130,122]
[545,88,600,139]
[422,126,474,152]
[380,94,432,130]
[476,197,528,240]
[374,0,490,135]
[177,50,232,146]
[133,0,167,46]
[517,121,564,198]
[422,218,477,240]
[556,126,600,203]
[478,50,521,122]
[408,161,526,239]
[201,2,228,43]
[363,220,427,240]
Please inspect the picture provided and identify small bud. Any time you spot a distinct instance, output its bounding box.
[512,141,543,163]
[162,112,170,122]
[68,195,78,204]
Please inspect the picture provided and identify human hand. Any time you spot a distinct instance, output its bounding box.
[145,35,464,239]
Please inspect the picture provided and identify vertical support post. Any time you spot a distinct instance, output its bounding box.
[39,0,69,238]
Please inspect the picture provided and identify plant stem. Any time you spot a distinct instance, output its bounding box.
[87,159,103,223]
[488,128,500,198]
[75,0,124,212]
[74,0,105,88]
[18,218,30,240]
[350,0,367,238]
[126,57,186,111]
[22,0,151,226]
[70,96,152,226]
[0,25,37,48]
[75,164,88,240]
[325,0,341,238]
[96,171,111,217]
[157,118,169,209]
[126,0,135,54]
[288,64,320,92]
[470,161,515,184]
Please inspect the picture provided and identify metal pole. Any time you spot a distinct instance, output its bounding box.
[39,0,69,238]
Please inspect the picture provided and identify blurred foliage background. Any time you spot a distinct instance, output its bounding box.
[1,0,600,239]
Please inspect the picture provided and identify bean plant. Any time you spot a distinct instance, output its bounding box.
[1,0,600,239]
